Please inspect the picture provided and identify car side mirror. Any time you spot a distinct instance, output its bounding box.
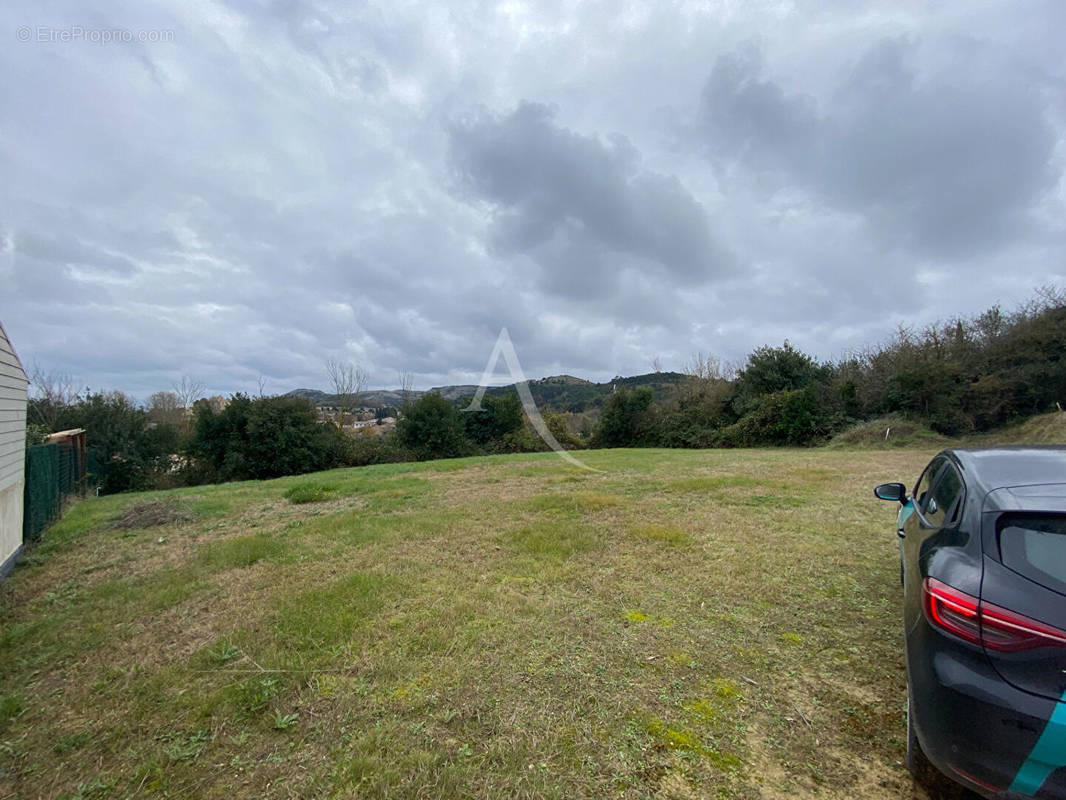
[874,482,908,504]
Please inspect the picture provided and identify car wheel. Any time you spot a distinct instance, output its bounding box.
[907,695,976,799]
[906,690,922,774]
[906,690,942,788]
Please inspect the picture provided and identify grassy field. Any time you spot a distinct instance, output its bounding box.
[0,447,942,799]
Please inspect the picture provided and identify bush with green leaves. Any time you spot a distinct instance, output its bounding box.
[53,390,179,493]
[739,342,826,391]
[847,289,1066,434]
[652,376,732,448]
[715,388,831,447]
[24,422,50,447]
[395,392,473,460]
[346,430,415,466]
[544,411,585,450]
[591,386,655,447]
[462,391,523,447]
[186,394,348,483]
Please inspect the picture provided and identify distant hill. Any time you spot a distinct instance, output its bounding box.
[479,372,686,413]
[286,388,332,404]
[285,372,687,414]
[284,387,414,408]
[427,385,481,401]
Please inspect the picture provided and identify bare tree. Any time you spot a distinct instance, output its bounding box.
[684,351,718,381]
[684,352,736,382]
[256,374,268,398]
[676,351,734,415]
[27,363,78,432]
[650,356,663,373]
[398,370,414,409]
[147,390,183,425]
[172,376,205,435]
[173,376,205,410]
[326,359,367,429]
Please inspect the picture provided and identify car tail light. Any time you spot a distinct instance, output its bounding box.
[922,577,1066,652]
[923,578,982,643]
[948,764,1003,794]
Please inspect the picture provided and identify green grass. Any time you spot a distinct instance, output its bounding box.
[631,523,690,546]
[965,410,1066,446]
[828,416,948,448]
[198,533,288,569]
[501,521,602,560]
[0,448,937,799]
[832,410,1066,449]
[283,482,339,504]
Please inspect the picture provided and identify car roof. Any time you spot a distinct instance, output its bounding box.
[947,446,1066,507]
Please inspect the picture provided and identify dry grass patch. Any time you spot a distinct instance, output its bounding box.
[964,409,1066,446]
[0,448,940,799]
[526,491,626,516]
[829,416,948,449]
[110,499,197,529]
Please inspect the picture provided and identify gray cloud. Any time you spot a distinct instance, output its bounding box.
[702,37,1061,258]
[17,231,140,277]
[449,102,732,293]
[0,1,1063,398]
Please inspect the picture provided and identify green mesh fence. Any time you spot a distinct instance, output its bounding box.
[22,443,92,541]
[87,449,99,488]
[23,444,59,541]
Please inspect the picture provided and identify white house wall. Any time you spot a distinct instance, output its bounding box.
[0,321,28,576]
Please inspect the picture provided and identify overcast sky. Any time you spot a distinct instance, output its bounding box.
[2,1,1064,398]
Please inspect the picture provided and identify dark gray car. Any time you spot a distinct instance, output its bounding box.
[876,446,1066,798]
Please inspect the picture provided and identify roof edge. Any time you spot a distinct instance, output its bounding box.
[0,318,28,381]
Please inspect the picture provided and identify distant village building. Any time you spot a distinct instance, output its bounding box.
[0,320,29,580]
[203,395,230,413]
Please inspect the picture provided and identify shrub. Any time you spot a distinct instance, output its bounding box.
[652,410,719,448]
[345,431,415,467]
[544,412,585,449]
[55,390,175,493]
[715,388,830,447]
[186,394,348,482]
[463,392,523,446]
[395,393,473,460]
[732,342,830,417]
[592,387,655,447]
[24,423,49,447]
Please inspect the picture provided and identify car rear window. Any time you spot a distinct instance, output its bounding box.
[998,514,1066,595]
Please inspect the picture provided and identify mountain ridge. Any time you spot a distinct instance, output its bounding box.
[283,372,686,413]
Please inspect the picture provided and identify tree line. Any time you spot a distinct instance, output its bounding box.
[600,287,1066,449]
[25,288,1066,493]
[399,288,1066,456]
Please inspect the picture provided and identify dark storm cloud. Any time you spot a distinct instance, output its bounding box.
[449,102,731,293]
[701,38,1061,258]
